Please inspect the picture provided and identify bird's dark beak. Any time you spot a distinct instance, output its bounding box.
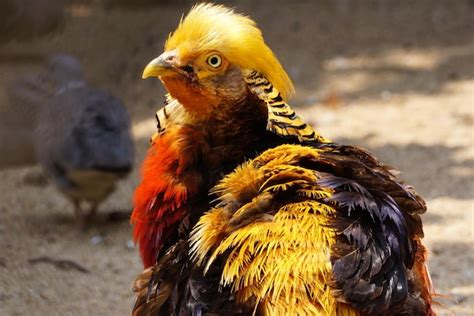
[142,50,179,79]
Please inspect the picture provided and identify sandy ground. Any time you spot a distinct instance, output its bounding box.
[0,1,473,315]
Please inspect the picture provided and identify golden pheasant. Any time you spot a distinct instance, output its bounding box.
[131,4,434,315]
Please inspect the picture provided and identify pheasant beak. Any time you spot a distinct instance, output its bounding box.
[142,50,180,79]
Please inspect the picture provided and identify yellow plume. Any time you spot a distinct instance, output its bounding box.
[165,3,295,100]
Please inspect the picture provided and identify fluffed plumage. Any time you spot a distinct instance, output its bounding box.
[191,144,433,315]
[132,3,434,315]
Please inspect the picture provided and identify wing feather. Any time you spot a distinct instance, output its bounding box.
[190,143,433,315]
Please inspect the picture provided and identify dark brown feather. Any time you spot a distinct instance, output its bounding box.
[309,144,430,315]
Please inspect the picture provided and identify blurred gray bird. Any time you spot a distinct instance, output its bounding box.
[33,54,134,226]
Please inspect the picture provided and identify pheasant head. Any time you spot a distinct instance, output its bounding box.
[142,3,294,118]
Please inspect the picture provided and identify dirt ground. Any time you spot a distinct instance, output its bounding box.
[0,1,473,315]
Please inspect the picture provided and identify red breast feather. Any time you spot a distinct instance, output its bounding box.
[131,129,191,268]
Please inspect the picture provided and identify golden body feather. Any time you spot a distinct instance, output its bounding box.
[191,145,358,315]
[188,141,433,315]
[132,3,434,316]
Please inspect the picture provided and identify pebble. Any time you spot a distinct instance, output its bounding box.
[90,235,103,246]
[126,240,135,249]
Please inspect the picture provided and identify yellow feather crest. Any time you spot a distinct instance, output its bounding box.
[165,3,295,100]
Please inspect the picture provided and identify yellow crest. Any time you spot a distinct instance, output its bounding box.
[165,3,295,100]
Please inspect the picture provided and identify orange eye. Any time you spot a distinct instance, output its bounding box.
[206,54,222,68]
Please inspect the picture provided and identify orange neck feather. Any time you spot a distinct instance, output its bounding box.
[161,77,219,117]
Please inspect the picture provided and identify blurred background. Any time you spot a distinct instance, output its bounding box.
[0,0,472,315]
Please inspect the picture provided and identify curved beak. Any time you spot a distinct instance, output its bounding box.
[142,50,179,79]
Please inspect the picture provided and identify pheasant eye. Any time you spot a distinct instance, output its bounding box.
[207,54,222,68]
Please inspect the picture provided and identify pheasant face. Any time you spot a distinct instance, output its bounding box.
[143,49,247,117]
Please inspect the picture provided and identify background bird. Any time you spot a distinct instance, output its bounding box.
[31,53,134,227]
[131,4,434,315]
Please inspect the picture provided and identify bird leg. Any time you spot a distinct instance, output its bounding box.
[73,200,86,229]
[84,203,98,222]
